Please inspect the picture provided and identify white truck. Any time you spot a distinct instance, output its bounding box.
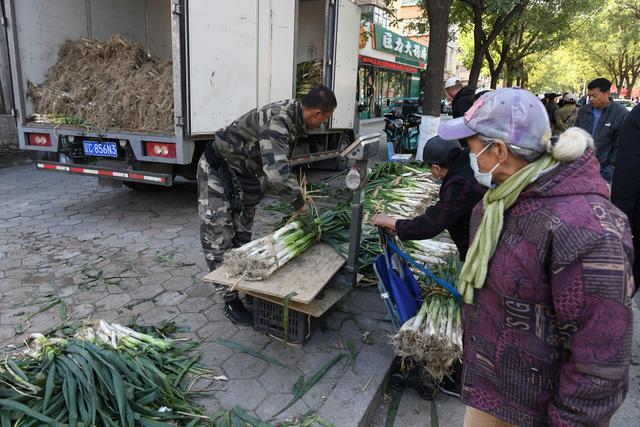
[1,0,361,188]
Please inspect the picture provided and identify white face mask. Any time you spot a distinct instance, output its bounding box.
[469,143,500,188]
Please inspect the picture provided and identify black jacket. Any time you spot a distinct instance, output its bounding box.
[451,86,476,119]
[611,103,640,295]
[576,100,628,166]
[395,149,486,260]
[545,102,559,126]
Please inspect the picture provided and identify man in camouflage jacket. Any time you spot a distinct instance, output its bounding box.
[198,86,337,325]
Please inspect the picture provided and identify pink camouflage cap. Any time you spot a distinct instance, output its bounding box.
[438,87,551,154]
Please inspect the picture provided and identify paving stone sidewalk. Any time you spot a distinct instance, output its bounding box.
[0,164,396,426]
[2,156,639,426]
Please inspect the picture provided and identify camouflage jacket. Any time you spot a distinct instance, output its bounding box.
[206,100,307,210]
[554,104,578,133]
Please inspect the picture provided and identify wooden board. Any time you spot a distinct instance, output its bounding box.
[243,286,348,317]
[202,243,345,304]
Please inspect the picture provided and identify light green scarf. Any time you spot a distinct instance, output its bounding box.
[458,154,558,303]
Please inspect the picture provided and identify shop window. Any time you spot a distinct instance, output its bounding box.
[373,8,390,29]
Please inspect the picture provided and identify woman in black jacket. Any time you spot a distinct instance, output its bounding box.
[373,136,486,261]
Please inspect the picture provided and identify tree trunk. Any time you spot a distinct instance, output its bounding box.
[466,1,526,87]
[416,0,453,162]
[484,50,499,89]
[421,0,452,116]
[491,35,510,89]
[505,60,515,87]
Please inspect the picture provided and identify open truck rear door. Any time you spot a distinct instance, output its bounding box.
[184,0,296,137]
[328,0,360,130]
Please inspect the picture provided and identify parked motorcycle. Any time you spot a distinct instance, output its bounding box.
[384,112,421,155]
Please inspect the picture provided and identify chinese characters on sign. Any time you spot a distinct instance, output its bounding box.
[376,24,427,64]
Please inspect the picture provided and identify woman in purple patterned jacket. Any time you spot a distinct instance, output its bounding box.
[439,87,634,426]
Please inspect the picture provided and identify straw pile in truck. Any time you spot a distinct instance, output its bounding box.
[296,59,323,99]
[28,35,174,134]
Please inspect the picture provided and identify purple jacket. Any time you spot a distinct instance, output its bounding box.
[462,150,634,426]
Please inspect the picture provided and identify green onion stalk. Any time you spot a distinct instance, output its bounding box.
[226,203,321,281]
[1,320,216,426]
[392,294,463,381]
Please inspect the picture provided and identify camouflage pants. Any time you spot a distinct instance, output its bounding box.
[197,154,256,270]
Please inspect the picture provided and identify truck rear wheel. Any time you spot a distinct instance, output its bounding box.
[334,132,352,171]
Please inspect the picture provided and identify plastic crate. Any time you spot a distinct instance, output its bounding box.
[253,298,313,345]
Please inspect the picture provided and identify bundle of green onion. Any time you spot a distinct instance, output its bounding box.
[226,217,320,280]
[233,162,452,282]
[363,168,441,220]
[0,321,214,426]
[400,238,458,268]
[392,294,463,381]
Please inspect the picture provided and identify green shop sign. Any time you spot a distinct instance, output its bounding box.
[372,24,428,64]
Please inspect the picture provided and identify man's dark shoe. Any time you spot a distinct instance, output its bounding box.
[223,292,253,326]
[438,362,462,398]
[206,258,222,272]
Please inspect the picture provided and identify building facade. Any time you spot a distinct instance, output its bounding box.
[357,17,427,119]
[355,0,473,119]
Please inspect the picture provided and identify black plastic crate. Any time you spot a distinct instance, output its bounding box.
[253,298,313,345]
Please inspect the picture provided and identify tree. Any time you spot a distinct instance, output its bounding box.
[456,0,603,89]
[576,0,640,97]
[452,0,527,87]
[527,45,596,94]
[399,0,454,160]
[421,1,454,116]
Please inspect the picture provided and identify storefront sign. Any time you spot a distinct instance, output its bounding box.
[372,24,427,65]
[359,55,418,74]
[395,56,423,68]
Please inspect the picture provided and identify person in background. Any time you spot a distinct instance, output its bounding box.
[198,86,336,325]
[372,136,485,261]
[557,91,569,108]
[439,87,633,426]
[554,93,579,134]
[544,93,559,132]
[576,77,628,182]
[611,102,640,296]
[444,77,476,119]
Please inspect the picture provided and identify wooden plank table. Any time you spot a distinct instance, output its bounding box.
[202,243,346,305]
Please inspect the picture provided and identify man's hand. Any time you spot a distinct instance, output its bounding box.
[372,214,397,232]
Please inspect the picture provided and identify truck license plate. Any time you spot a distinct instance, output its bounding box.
[83,141,118,157]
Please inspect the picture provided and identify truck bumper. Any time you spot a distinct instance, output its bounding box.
[36,161,173,186]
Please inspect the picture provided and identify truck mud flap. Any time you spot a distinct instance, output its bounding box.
[36,161,173,186]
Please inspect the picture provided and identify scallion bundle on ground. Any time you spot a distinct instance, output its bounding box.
[0,320,215,426]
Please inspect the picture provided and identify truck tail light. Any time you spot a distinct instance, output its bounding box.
[145,142,176,158]
[28,133,52,147]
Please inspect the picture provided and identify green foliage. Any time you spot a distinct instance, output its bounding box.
[455,0,609,88]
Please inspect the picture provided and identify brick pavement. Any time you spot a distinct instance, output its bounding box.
[0,163,395,425]
[2,142,638,426]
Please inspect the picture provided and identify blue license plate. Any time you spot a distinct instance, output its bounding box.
[83,141,118,157]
